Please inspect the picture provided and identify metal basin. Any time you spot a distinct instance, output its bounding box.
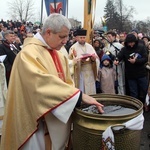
[72,94,143,150]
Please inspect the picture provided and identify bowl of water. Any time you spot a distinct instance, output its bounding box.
[72,94,143,150]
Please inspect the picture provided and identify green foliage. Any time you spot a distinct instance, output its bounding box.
[104,0,150,35]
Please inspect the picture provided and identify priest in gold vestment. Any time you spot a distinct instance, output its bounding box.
[0,14,104,150]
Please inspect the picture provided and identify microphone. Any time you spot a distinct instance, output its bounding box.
[95,30,105,37]
[99,33,104,37]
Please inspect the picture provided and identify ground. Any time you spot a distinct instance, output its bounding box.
[140,110,150,150]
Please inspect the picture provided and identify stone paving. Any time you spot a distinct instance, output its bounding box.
[140,111,150,150]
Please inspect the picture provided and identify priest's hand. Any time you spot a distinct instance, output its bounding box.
[73,58,80,65]
[90,55,96,62]
[73,49,77,57]
[82,93,104,113]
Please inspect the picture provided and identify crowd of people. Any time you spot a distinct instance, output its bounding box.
[0,13,150,149]
[65,27,150,111]
[0,19,41,44]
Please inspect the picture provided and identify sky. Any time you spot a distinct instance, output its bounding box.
[67,0,150,23]
[0,0,150,24]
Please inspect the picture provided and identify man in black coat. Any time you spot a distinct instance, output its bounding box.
[0,30,20,86]
[114,34,148,104]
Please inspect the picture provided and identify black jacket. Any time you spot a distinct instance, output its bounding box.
[0,41,19,85]
[117,41,148,79]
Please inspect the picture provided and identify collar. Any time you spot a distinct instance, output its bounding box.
[34,32,52,50]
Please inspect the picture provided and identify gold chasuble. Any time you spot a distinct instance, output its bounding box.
[1,37,79,150]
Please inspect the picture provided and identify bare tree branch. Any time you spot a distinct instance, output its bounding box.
[7,0,35,22]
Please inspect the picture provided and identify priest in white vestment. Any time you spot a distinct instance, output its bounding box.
[69,29,100,95]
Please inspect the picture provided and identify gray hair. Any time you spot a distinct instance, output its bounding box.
[3,30,14,38]
[41,13,71,34]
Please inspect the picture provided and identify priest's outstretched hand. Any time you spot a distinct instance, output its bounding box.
[82,93,104,113]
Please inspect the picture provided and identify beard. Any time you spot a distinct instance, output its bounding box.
[78,41,85,45]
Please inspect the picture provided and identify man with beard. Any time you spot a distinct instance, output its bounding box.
[114,34,148,105]
[69,29,100,95]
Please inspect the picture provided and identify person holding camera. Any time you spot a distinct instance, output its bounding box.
[114,33,148,105]
[105,30,125,95]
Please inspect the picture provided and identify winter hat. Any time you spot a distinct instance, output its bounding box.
[101,54,111,62]
[131,29,138,34]
[142,36,150,41]
[100,54,112,68]
[125,34,137,43]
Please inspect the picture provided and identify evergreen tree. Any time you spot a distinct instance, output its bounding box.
[104,0,134,32]
[104,0,120,31]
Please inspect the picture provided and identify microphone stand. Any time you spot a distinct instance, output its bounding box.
[99,33,120,53]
